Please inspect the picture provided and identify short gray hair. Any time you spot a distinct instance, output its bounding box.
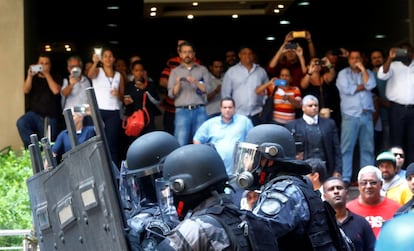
[357,165,382,181]
[302,95,319,107]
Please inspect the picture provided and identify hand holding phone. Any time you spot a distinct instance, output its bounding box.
[274,79,287,87]
[395,48,408,58]
[30,64,43,73]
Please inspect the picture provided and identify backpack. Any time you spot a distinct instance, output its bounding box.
[122,93,150,137]
[198,202,278,251]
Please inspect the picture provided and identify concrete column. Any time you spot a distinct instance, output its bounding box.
[0,0,24,150]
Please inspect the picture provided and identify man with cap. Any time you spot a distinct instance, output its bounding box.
[376,151,411,205]
[395,162,414,215]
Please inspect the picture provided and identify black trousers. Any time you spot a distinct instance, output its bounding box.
[389,101,414,165]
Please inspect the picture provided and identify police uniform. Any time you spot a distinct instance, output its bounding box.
[127,202,178,251]
[254,175,338,251]
[158,195,234,251]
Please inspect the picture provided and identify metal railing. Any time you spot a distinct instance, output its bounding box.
[0,230,37,251]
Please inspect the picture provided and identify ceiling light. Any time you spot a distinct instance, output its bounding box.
[297,1,310,6]
[150,7,157,12]
[375,34,386,39]
[192,2,199,7]
[277,4,284,9]
[232,14,239,19]
[187,14,194,19]
[106,6,120,10]
[107,24,118,28]
[273,9,280,13]
[150,12,157,17]
[280,20,290,25]
[266,36,276,41]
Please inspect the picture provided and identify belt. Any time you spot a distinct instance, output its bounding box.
[176,104,204,110]
[391,101,414,108]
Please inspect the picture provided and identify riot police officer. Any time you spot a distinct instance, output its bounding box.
[232,124,343,251]
[120,131,180,251]
[158,144,277,250]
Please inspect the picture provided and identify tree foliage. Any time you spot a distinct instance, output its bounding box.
[0,147,33,247]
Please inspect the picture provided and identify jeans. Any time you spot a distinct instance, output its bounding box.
[340,112,375,182]
[174,106,207,146]
[16,111,59,148]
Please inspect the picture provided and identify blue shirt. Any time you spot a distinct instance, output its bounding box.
[52,126,96,156]
[193,114,253,176]
[336,67,376,117]
[222,63,268,116]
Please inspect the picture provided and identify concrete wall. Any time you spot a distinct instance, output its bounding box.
[0,0,24,151]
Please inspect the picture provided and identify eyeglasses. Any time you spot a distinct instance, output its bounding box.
[359,180,379,186]
[393,153,405,158]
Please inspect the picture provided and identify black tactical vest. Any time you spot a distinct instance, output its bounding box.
[197,198,278,251]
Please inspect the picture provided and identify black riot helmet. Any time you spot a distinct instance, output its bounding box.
[126,131,180,172]
[124,131,180,204]
[163,144,228,195]
[232,124,311,190]
[163,144,229,218]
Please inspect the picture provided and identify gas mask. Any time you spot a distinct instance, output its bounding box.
[232,142,282,190]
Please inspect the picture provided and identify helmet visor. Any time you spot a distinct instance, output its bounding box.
[155,178,179,225]
[232,142,261,177]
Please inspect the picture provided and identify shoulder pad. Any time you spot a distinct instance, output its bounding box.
[272,178,293,192]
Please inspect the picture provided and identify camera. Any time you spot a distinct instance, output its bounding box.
[30,64,43,73]
[285,42,297,50]
[274,79,287,86]
[395,48,408,58]
[314,59,326,66]
[71,67,82,78]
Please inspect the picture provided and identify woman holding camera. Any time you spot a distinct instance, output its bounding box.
[87,47,125,167]
[300,57,336,119]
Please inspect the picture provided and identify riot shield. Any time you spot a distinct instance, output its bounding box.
[27,87,130,251]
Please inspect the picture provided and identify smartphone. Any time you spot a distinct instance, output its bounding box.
[292,31,306,38]
[30,64,43,73]
[395,48,408,58]
[285,42,297,50]
[274,79,287,86]
[94,47,102,60]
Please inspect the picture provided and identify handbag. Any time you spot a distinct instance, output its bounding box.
[122,93,150,137]
[260,87,277,124]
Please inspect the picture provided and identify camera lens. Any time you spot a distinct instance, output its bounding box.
[71,67,81,78]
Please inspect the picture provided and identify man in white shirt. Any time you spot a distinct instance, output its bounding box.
[377,43,414,164]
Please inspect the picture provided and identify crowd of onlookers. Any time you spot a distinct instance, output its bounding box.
[17,30,414,249]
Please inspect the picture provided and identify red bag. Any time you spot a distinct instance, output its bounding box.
[122,93,150,137]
